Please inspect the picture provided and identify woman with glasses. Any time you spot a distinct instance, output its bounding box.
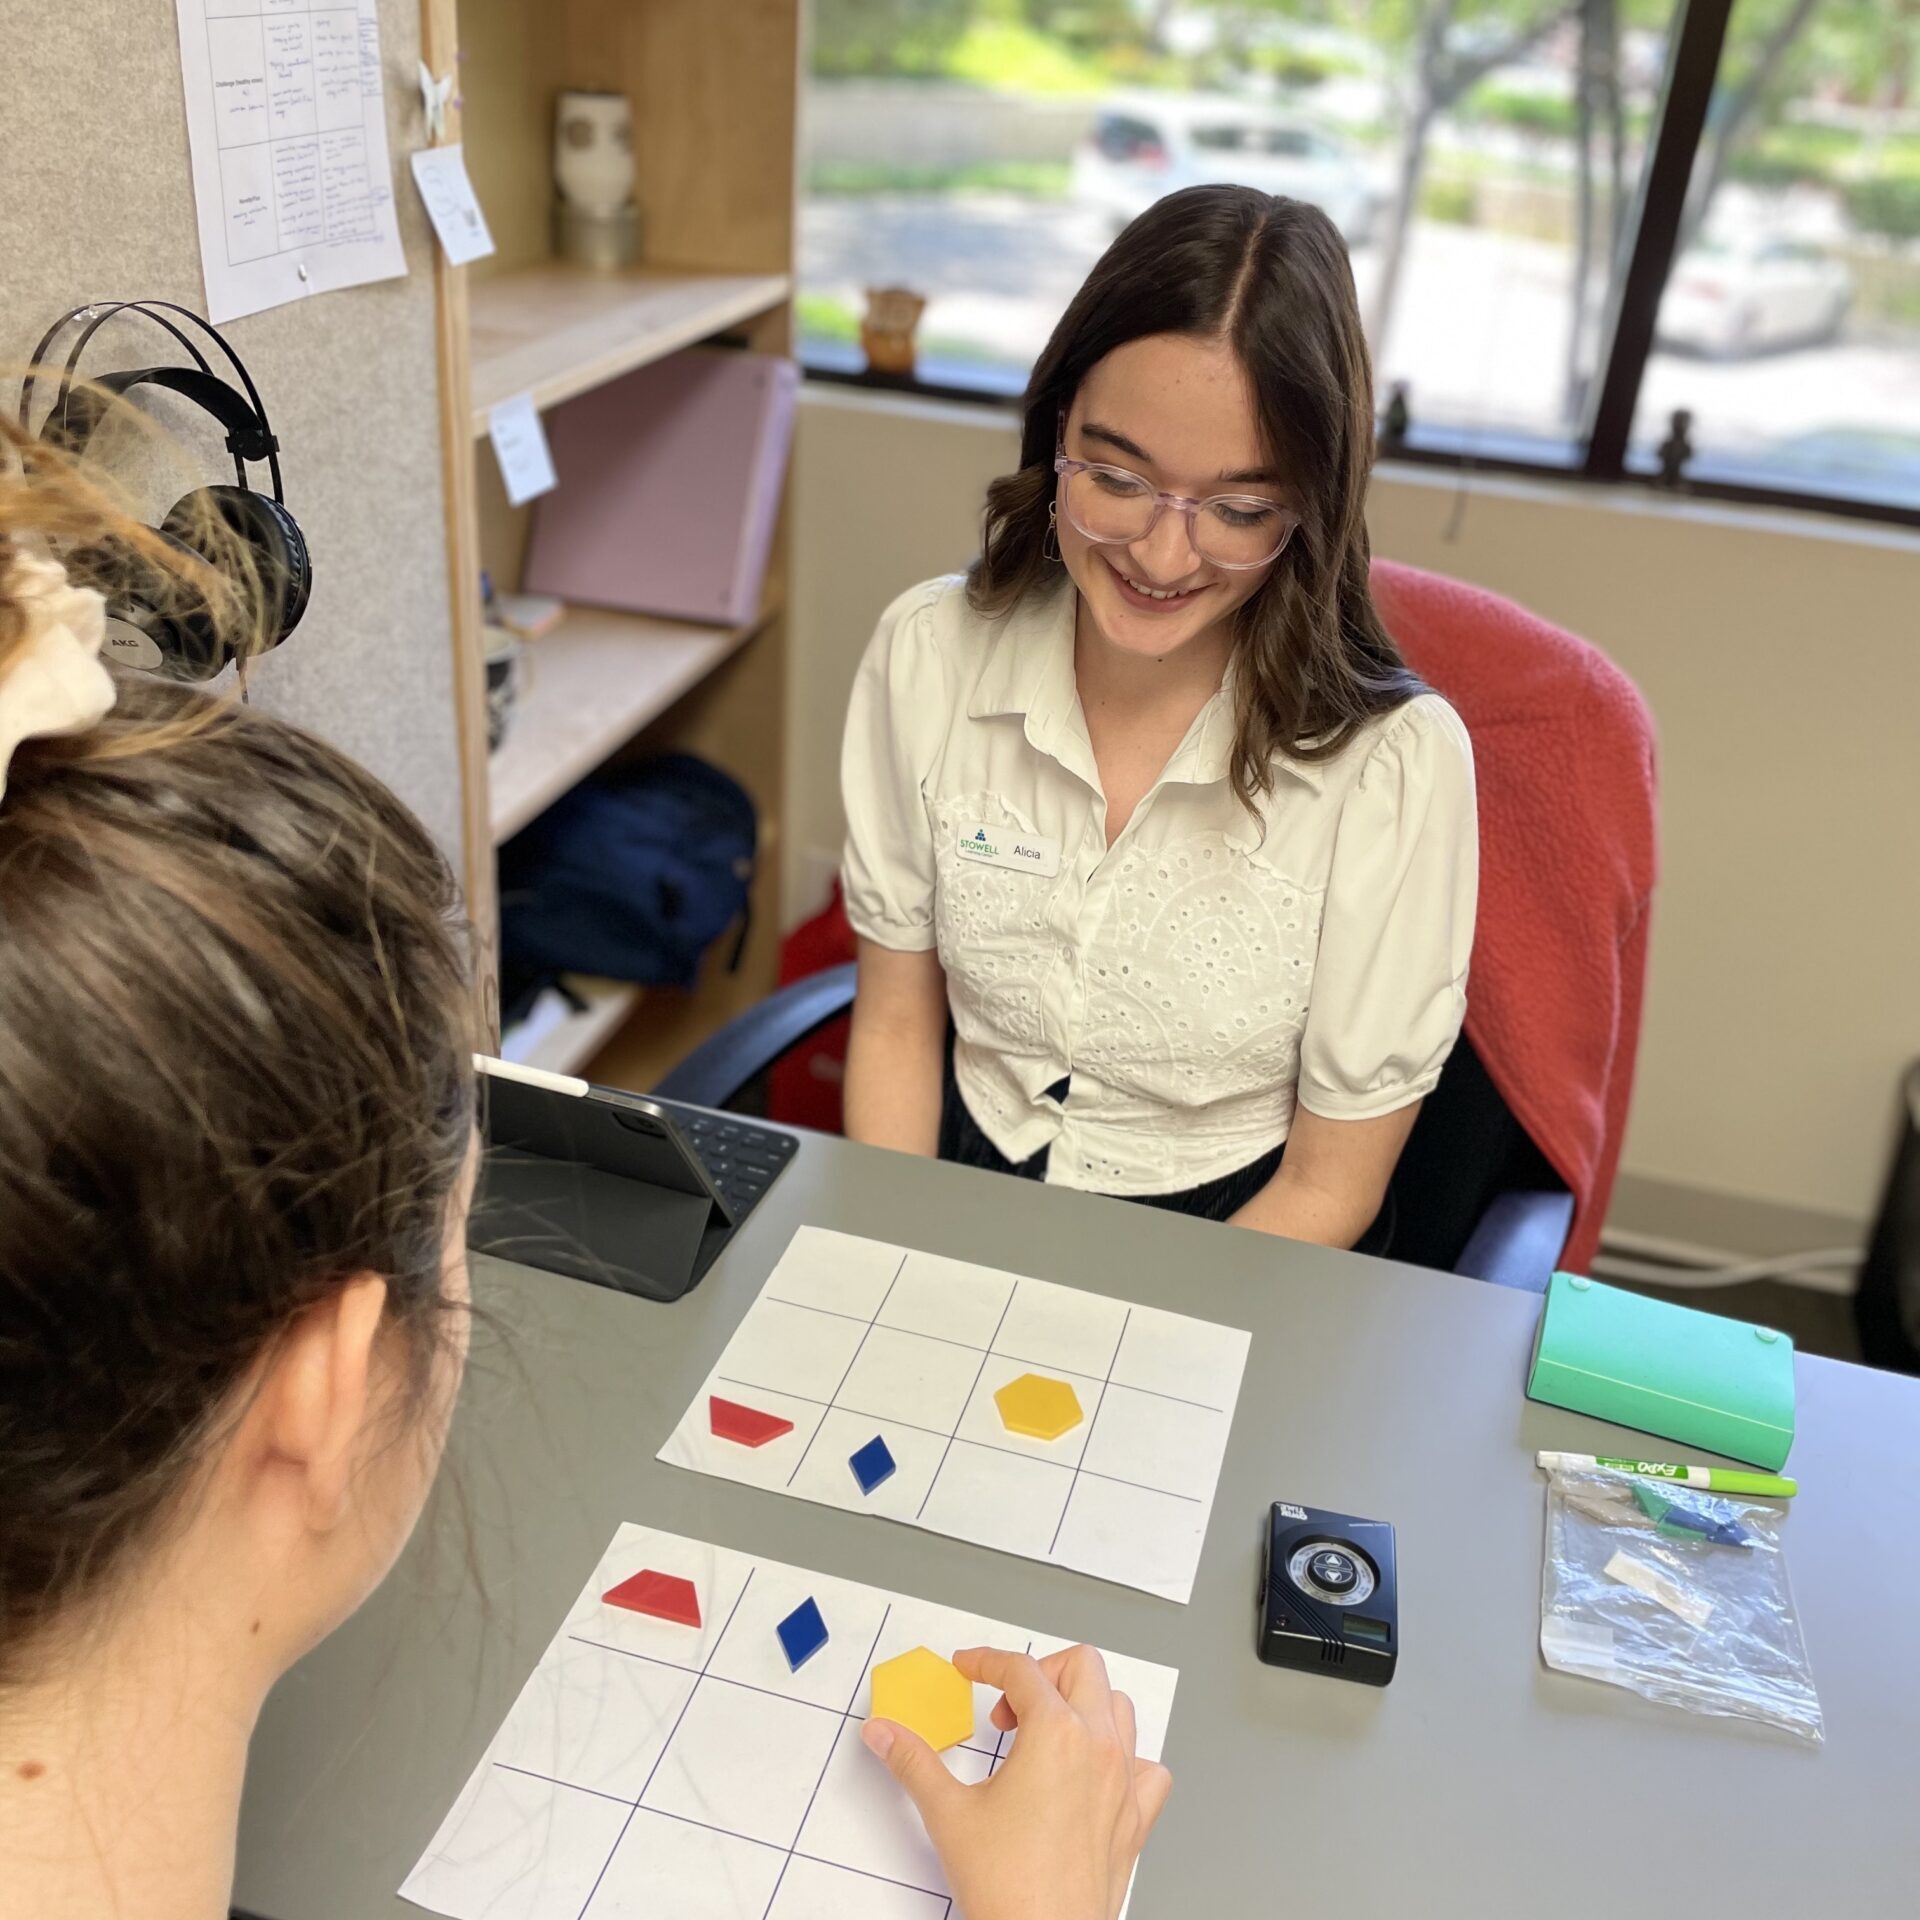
[840,184,1477,1253]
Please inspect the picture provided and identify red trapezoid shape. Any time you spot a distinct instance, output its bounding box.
[602,1568,702,1628]
[709,1394,795,1448]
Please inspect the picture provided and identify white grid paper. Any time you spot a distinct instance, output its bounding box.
[400,1524,1178,1920]
[658,1228,1251,1604]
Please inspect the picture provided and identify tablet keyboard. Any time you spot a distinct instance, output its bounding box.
[653,1099,799,1227]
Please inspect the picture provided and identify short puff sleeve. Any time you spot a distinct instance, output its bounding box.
[1298,695,1479,1121]
[839,579,953,952]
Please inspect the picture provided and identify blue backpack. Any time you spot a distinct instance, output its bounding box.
[498,754,756,1011]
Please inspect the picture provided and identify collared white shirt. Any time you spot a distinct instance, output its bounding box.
[841,574,1478,1196]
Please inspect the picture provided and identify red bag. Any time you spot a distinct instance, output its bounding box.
[765,882,856,1132]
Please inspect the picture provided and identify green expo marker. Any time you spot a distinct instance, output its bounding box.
[1535,1451,1797,1498]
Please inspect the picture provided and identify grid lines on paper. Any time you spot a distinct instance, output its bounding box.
[660,1230,1251,1604]
[782,1251,910,1488]
[481,1582,1028,1919]
[1049,1307,1131,1555]
[566,1567,758,1918]
[913,1284,1018,1521]
[753,1256,1220,1551]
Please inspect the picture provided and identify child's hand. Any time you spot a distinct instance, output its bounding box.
[860,1643,1172,1920]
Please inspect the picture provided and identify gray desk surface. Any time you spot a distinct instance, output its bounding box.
[235,1134,1920,1919]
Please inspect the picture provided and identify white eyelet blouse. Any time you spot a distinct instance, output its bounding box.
[840,574,1479,1197]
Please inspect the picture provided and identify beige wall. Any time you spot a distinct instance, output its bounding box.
[786,388,1016,922]
[787,384,1920,1229]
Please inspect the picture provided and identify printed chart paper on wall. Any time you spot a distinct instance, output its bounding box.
[659,1227,1252,1604]
[173,0,407,322]
[400,1524,1178,1920]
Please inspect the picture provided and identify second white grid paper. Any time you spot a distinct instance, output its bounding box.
[401,1524,1177,1920]
[657,1227,1251,1603]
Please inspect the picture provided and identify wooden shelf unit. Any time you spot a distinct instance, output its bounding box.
[490,599,776,846]
[436,0,801,1091]
[468,266,792,428]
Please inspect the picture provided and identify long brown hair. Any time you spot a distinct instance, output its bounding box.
[968,185,1420,806]
[0,409,476,1678]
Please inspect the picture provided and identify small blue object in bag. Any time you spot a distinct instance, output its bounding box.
[499,754,756,997]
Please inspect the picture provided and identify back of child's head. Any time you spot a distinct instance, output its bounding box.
[0,409,476,1678]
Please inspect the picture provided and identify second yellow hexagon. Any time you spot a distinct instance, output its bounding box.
[869,1646,975,1752]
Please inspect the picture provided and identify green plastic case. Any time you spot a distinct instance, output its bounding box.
[1526,1272,1796,1469]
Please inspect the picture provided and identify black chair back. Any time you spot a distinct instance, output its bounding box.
[1388,1034,1564,1274]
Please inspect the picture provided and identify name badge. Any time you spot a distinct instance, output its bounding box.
[956,823,1061,878]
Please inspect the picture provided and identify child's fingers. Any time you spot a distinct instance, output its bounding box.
[970,1643,1118,1735]
[952,1646,1061,1726]
[986,1646,1079,1732]
[1048,1642,1116,1720]
[1134,1758,1174,1832]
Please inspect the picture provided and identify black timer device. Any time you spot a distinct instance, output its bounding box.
[1257,1503,1399,1687]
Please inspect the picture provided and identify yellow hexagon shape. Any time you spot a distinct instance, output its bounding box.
[994,1371,1084,1441]
[869,1646,974,1752]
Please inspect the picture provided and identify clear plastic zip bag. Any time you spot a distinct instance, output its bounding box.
[1540,1467,1823,1744]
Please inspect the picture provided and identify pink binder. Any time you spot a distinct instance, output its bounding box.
[524,347,798,626]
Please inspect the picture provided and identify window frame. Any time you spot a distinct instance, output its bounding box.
[800,0,1920,534]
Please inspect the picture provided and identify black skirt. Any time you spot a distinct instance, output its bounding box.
[938,1047,1395,1255]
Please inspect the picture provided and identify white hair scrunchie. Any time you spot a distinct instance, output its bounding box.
[0,547,116,805]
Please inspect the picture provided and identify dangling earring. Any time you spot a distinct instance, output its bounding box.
[1043,502,1060,562]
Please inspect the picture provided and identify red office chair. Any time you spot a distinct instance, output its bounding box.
[657,563,1658,1292]
[1373,560,1658,1277]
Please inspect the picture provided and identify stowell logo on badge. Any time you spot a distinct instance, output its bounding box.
[956,824,1062,878]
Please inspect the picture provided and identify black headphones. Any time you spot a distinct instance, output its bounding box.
[19,300,312,680]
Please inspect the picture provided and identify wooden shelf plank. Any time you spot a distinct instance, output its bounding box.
[469,265,791,429]
[500,977,644,1077]
[582,879,790,1096]
[584,984,719,1096]
[489,606,766,844]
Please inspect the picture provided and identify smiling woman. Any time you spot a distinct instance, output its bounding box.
[840,185,1479,1257]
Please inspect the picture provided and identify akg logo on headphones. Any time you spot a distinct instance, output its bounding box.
[102,614,165,672]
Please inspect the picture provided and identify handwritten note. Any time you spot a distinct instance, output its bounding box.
[409,143,495,266]
[487,395,558,508]
[174,0,406,322]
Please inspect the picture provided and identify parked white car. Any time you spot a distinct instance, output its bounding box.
[1656,234,1852,357]
[1071,94,1379,245]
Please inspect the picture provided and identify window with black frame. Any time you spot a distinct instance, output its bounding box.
[800,0,1920,522]
[1632,0,1920,512]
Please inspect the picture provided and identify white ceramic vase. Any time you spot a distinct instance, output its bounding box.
[554,90,635,219]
